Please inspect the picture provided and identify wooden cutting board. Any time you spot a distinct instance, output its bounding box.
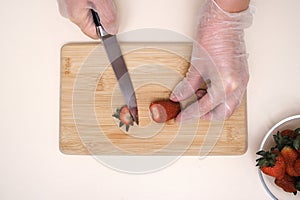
[60,42,247,156]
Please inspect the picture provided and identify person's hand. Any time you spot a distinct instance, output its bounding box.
[170,0,253,122]
[57,0,118,39]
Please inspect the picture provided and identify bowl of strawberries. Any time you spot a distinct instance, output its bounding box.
[256,115,300,199]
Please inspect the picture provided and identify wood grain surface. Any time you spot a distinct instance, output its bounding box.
[60,42,247,156]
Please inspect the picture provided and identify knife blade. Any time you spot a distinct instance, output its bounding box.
[91,9,139,125]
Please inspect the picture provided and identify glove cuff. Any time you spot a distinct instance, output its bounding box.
[199,0,254,29]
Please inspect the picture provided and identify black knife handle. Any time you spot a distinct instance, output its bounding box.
[91,9,110,37]
[91,9,101,27]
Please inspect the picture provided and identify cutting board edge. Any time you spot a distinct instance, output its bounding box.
[60,41,194,52]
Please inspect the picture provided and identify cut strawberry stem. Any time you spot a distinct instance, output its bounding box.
[112,105,134,132]
[112,113,119,118]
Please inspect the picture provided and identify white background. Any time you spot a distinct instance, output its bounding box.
[1,0,300,199]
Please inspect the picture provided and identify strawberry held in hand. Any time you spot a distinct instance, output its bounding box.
[256,150,286,180]
[149,100,181,123]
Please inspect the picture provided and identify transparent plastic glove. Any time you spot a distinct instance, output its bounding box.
[57,0,118,39]
[170,0,253,122]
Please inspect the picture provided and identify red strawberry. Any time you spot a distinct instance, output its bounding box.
[281,146,298,164]
[294,158,300,175]
[275,174,297,194]
[149,100,180,123]
[256,150,286,180]
[281,129,297,138]
[286,164,300,177]
[280,146,300,176]
[112,105,134,131]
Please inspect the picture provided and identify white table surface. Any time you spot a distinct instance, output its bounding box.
[1,0,300,199]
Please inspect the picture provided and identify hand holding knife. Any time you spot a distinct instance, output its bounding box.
[91,10,139,125]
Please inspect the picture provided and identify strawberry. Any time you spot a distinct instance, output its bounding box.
[149,100,180,123]
[112,105,134,131]
[281,146,300,176]
[286,164,300,177]
[256,150,286,180]
[275,174,297,194]
[281,146,299,164]
[281,129,297,138]
[286,163,300,177]
[294,158,300,175]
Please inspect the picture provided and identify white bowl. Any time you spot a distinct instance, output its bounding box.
[258,115,300,200]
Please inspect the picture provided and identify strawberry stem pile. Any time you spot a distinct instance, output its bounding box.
[256,128,300,195]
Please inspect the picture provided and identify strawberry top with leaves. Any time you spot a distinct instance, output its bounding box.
[273,131,294,151]
[256,150,286,180]
[112,105,134,132]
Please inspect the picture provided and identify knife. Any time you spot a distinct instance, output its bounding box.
[91,9,139,125]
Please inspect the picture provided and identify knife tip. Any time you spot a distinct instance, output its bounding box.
[129,107,139,126]
[135,117,139,126]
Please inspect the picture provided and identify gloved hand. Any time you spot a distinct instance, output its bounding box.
[57,0,118,39]
[170,0,253,122]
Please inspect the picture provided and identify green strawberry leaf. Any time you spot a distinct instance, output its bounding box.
[273,131,293,150]
[112,113,119,119]
[295,178,300,191]
[294,127,300,135]
[256,150,266,156]
[293,135,300,150]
